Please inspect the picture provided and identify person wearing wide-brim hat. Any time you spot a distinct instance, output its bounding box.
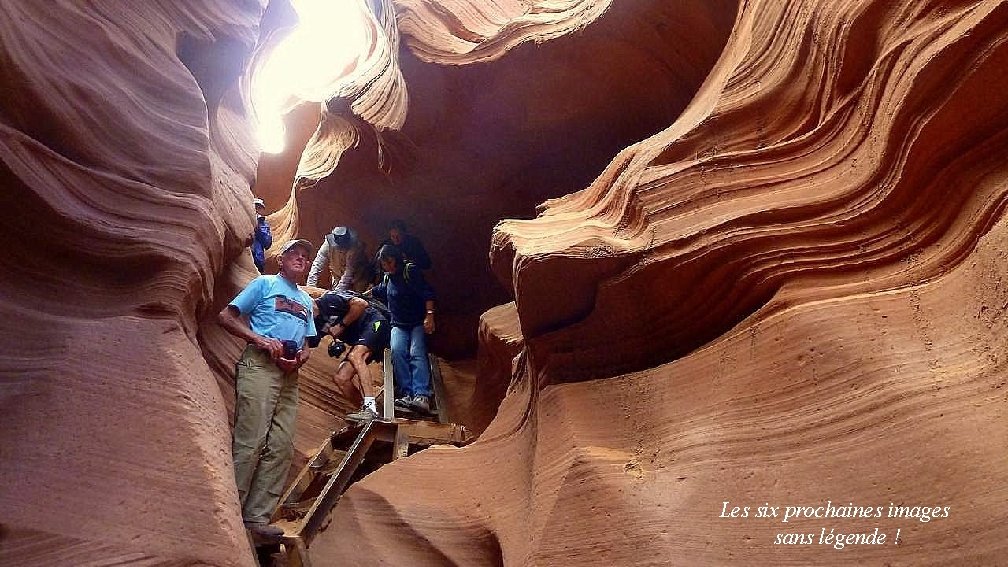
[307,226,370,291]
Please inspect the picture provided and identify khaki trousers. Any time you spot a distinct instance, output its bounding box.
[232,345,298,525]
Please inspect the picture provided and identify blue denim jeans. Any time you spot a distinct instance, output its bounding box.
[391,324,432,399]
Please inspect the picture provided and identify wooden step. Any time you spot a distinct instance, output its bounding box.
[309,449,348,474]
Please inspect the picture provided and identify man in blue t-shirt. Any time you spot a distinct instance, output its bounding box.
[218,238,316,542]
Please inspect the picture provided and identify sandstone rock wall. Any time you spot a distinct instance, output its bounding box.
[0,2,265,564]
[295,0,738,357]
[315,0,1008,564]
[3,0,1007,565]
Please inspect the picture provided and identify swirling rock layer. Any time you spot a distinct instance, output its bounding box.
[0,1,263,565]
[495,0,1008,385]
[315,0,1008,565]
[4,0,1008,565]
[297,0,737,357]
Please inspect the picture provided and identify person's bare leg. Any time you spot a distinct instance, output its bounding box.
[346,345,374,399]
[333,360,363,403]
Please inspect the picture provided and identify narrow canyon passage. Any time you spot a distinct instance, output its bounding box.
[2,1,1007,566]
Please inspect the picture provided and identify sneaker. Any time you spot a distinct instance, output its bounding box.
[346,405,379,422]
[394,396,412,410]
[245,521,284,540]
[408,395,431,414]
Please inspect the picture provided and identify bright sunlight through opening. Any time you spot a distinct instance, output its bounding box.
[251,0,370,154]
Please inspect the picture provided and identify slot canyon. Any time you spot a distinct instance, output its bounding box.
[1,0,1007,565]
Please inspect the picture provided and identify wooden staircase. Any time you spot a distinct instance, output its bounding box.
[258,352,471,566]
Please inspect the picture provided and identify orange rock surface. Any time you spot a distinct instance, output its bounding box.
[0,2,263,564]
[2,0,1008,565]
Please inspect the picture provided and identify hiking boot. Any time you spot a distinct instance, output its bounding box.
[245,521,284,541]
[408,395,431,414]
[346,405,379,422]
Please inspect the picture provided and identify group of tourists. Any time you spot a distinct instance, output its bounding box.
[306,222,436,421]
[223,200,437,541]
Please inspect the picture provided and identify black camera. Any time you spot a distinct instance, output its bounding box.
[282,340,299,359]
[328,340,347,358]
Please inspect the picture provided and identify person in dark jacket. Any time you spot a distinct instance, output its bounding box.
[379,220,431,271]
[251,198,272,274]
[372,244,436,413]
[310,290,391,422]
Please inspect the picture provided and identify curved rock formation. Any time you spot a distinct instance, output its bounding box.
[4,0,1007,564]
[496,0,1008,385]
[0,1,264,564]
[296,0,737,356]
[314,0,1008,564]
[396,0,614,63]
[471,302,524,433]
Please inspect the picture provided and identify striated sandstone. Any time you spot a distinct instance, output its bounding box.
[0,1,264,564]
[295,0,738,357]
[470,301,524,434]
[3,0,1008,565]
[314,0,1008,565]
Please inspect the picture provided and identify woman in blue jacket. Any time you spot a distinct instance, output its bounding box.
[372,244,436,413]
